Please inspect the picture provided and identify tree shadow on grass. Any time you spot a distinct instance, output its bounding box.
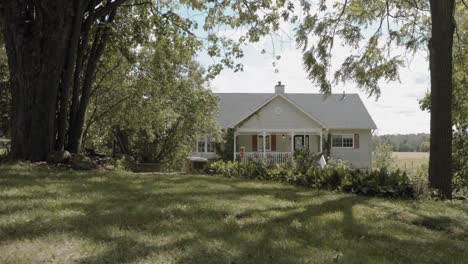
[0,167,467,263]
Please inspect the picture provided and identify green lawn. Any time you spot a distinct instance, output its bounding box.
[0,163,467,263]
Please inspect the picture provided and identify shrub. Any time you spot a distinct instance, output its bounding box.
[453,128,468,198]
[373,143,394,170]
[115,154,135,171]
[326,158,352,169]
[294,149,320,174]
[410,164,429,198]
[207,160,418,199]
[342,169,408,197]
[207,160,226,175]
[297,167,345,190]
[265,164,294,182]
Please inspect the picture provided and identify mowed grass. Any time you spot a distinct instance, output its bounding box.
[392,152,429,173]
[0,163,467,264]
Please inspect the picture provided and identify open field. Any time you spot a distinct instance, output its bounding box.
[392,152,429,173]
[0,163,467,263]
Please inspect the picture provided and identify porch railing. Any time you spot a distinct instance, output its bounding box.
[235,152,293,165]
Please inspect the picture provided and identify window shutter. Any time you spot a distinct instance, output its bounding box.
[271,134,276,151]
[252,135,257,151]
[354,134,359,149]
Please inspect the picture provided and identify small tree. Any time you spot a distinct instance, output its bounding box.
[0,48,9,137]
[322,129,332,161]
[373,144,394,171]
[216,128,235,161]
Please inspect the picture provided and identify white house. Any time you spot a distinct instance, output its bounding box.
[193,82,377,170]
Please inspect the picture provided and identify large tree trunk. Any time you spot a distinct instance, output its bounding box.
[56,1,84,151]
[428,0,456,199]
[67,0,97,153]
[1,1,74,160]
[68,7,117,153]
[1,0,124,160]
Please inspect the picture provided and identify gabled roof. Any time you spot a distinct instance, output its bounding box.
[215,93,377,129]
[229,93,325,128]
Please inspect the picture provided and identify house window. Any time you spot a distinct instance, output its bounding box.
[196,136,215,153]
[294,135,304,151]
[343,136,353,147]
[331,135,354,148]
[197,140,205,152]
[258,135,271,151]
[294,135,310,151]
[206,138,215,153]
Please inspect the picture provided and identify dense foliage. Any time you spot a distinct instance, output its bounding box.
[293,148,321,174]
[83,27,221,167]
[207,160,419,199]
[215,128,236,161]
[0,0,294,160]
[296,0,431,96]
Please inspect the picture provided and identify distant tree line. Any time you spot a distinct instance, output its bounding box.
[373,134,430,152]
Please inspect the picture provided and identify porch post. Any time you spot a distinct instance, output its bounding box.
[204,135,208,153]
[290,131,295,162]
[320,130,323,153]
[290,131,295,152]
[262,131,266,159]
[233,130,236,161]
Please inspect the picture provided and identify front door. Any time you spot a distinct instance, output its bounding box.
[294,135,303,151]
[294,135,309,151]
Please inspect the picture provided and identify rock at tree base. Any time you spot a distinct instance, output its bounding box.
[71,154,98,170]
[47,150,72,164]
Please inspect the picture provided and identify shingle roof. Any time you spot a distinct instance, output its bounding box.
[215,93,377,129]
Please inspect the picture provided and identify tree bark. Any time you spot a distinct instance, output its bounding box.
[56,1,84,151]
[114,128,131,155]
[428,0,456,199]
[68,0,97,152]
[68,6,117,153]
[1,1,74,160]
[0,0,127,160]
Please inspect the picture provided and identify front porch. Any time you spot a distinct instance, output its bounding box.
[233,128,323,164]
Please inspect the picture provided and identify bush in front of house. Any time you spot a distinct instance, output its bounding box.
[206,160,420,198]
[342,168,414,197]
[293,148,320,174]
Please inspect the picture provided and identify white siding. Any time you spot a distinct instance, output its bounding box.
[239,96,321,130]
[329,129,372,170]
[309,135,320,153]
[237,135,253,151]
[275,134,290,152]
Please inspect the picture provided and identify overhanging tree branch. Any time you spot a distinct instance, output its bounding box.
[90,0,129,21]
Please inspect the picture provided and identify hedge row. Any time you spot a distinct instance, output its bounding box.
[206,160,427,199]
